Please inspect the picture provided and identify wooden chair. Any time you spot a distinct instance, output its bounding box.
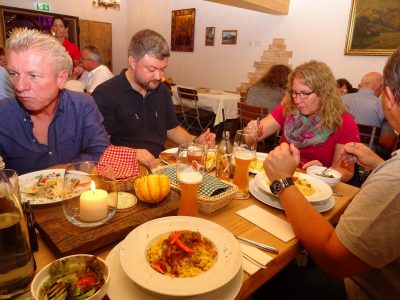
[357,124,381,149]
[176,87,216,134]
[166,84,185,125]
[237,102,268,128]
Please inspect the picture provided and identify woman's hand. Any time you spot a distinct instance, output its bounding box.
[301,160,323,169]
[342,142,384,171]
[197,128,216,148]
[247,120,264,141]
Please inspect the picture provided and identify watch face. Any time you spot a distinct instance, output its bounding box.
[270,180,282,195]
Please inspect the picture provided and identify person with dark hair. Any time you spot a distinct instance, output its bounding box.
[52,16,80,66]
[72,45,114,93]
[246,64,291,112]
[337,78,357,95]
[253,46,400,300]
[92,29,215,168]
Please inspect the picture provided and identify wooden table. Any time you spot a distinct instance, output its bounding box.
[32,178,359,300]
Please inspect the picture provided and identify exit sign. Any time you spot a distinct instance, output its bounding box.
[36,2,50,11]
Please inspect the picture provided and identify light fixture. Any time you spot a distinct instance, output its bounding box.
[92,0,120,10]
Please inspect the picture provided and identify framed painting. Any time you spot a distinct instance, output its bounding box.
[205,26,215,46]
[222,30,237,45]
[171,8,195,52]
[345,0,400,56]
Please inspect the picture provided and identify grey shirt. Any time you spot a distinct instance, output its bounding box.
[0,66,14,100]
[246,82,284,112]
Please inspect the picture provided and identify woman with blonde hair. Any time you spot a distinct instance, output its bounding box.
[251,60,360,182]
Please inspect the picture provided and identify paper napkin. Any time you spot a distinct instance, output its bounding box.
[236,205,295,242]
[240,242,273,275]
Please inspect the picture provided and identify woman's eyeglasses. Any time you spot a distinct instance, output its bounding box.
[291,91,315,99]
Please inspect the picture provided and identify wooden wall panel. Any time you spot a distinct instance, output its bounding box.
[79,19,113,72]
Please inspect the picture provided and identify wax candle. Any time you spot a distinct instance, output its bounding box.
[80,180,108,222]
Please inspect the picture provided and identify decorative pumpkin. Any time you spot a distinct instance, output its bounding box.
[134,174,170,204]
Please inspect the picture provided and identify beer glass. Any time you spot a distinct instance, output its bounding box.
[233,129,257,199]
[176,142,207,216]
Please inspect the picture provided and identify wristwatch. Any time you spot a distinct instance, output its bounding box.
[270,178,294,195]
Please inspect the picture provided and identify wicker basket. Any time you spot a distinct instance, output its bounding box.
[115,164,148,193]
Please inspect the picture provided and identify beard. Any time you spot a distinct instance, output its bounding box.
[134,74,161,91]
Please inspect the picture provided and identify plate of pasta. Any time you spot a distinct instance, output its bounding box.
[254,171,332,203]
[119,216,242,297]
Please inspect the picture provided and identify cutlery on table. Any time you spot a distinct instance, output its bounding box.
[234,234,279,254]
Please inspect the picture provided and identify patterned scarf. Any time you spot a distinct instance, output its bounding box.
[284,111,332,148]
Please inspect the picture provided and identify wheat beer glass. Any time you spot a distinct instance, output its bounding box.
[176,142,207,216]
[233,129,257,199]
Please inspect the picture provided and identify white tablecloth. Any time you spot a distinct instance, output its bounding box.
[171,86,240,127]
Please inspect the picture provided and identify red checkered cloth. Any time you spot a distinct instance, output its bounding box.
[98,145,139,179]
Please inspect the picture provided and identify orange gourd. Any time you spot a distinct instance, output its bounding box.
[134,174,170,203]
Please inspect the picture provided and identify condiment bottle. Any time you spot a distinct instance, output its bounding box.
[216,131,233,180]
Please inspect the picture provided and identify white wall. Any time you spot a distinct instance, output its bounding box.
[0,0,389,91]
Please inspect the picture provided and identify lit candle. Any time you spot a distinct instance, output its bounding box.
[80,180,108,222]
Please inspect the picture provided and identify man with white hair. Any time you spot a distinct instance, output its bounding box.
[72,45,114,93]
[0,28,109,174]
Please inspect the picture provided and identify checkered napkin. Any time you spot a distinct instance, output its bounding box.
[156,164,229,197]
[98,145,139,179]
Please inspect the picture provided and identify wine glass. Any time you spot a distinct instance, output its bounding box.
[176,142,207,216]
[232,129,257,199]
[62,161,118,227]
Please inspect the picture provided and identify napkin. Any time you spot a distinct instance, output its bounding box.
[236,205,295,242]
[98,145,139,179]
[240,242,273,275]
[156,164,230,196]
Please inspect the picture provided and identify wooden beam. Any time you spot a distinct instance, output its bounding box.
[206,0,289,15]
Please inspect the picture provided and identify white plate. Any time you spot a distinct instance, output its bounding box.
[19,169,65,205]
[119,216,242,297]
[159,147,216,171]
[250,179,335,213]
[249,152,268,174]
[106,242,243,300]
[254,171,332,203]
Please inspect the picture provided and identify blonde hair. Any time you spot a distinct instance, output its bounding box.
[283,60,346,131]
[6,27,72,76]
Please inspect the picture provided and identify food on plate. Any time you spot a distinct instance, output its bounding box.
[266,176,315,196]
[249,157,264,172]
[22,172,80,200]
[134,174,170,204]
[147,230,217,278]
[316,172,335,178]
[160,149,216,170]
[39,256,107,300]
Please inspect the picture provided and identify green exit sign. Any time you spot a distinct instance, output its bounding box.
[36,2,50,11]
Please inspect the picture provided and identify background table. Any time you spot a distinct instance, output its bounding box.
[171,85,240,127]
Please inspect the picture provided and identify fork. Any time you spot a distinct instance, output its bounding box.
[242,252,267,269]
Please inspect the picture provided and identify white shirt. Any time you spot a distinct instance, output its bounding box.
[79,65,114,93]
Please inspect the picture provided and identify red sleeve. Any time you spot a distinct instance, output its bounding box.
[336,112,361,144]
[270,105,285,126]
[68,44,81,61]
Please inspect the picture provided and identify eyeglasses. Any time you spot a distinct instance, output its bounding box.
[291,90,315,99]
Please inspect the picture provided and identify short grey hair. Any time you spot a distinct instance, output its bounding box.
[128,29,170,60]
[6,28,73,75]
[83,45,102,65]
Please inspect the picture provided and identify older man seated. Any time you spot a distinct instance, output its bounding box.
[0,28,109,174]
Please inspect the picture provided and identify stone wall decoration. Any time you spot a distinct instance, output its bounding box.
[171,8,195,52]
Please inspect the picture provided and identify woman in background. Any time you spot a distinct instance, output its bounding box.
[52,16,81,66]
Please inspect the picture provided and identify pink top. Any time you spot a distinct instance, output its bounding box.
[63,38,81,62]
[271,105,360,166]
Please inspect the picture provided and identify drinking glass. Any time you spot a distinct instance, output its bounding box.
[0,170,35,298]
[176,142,207,216]
[62,161,118,228]
[233,129,257,199]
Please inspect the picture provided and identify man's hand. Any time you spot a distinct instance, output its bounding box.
[264,143,300,180]
[342,142,384,171]
[72,66,84,79]
[136,149,158,169]
[197,128,216,148]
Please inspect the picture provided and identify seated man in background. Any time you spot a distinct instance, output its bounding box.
[92,29,215,168]
[0,46,15,100]
[254,47,400,300]
[72,45,114,94]
[0,28,109,174]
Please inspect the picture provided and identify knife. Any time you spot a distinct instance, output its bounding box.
[234,235,279,254]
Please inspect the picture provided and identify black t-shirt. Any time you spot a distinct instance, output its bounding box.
[92,69,179,156]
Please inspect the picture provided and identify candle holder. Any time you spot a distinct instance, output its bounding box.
[62,161,118,228]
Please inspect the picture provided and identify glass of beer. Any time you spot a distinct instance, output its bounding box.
[233,129,257,199]
[176,142,207,216]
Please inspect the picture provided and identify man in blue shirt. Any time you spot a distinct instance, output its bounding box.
[0,28,109,174]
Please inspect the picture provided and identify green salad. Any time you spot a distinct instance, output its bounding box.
[39,256,106,300]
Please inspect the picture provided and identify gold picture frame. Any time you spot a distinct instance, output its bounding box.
[345,0,400,56]
[205,26,215,46]
[222,30,237,45]
[171,8,195,52]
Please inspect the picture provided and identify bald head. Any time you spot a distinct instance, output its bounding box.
[359,72,383,97]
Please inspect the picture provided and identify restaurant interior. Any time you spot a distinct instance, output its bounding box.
[0,0,399,300]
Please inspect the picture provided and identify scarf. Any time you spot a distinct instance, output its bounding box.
[284,111,332,148]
